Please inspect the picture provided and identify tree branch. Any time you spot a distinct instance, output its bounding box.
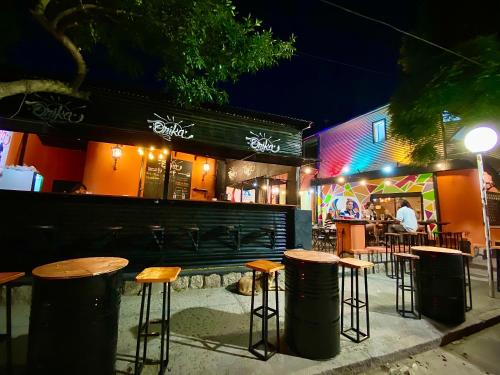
[51,4,135,31]
[34,0,51,16]
[0,80,88,100]
[30,10,88,91]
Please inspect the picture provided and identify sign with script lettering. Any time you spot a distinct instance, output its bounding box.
[167,159,192,200]
[148,113,195,142]
[25,95,86,123]
[245,131,281,153]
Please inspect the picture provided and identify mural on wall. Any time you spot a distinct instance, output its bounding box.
[318,173,438,232]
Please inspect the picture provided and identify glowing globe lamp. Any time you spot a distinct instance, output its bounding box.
[464,127,497,153]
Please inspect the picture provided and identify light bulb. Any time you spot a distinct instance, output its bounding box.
[148,152,154,160]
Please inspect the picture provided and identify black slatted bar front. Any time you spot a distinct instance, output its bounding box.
[0,190,305,272]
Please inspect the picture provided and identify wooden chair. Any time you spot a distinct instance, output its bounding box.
[246,260,284,360]
[134,267,181,375]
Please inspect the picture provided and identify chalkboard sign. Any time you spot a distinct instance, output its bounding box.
[143,158,167,199]
[167,159,192,200]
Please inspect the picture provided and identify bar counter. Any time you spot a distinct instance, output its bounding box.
[0,190,310,272]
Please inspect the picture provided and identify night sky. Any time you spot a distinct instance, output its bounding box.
[227,0,418,134]
[3,0,419,134]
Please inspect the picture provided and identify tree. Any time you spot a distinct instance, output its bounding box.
[0,0,295,104]
[388,1,500,163]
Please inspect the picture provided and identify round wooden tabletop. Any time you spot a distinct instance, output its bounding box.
[284,249,340,264]
[411,246,462,255]
[32,257,129,280]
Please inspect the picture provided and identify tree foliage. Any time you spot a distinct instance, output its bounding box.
[0,0,296,104]
[388,1,500,163]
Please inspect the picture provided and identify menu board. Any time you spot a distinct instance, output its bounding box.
[167,159,192,200]
[143,158,167,199]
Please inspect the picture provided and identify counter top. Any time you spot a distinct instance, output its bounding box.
[333,219,368,224]
[284,249,340,264]
[411,246,462,255]
[32,257,129,279]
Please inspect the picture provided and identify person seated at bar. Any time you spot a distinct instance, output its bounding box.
[324,212,336,229]
[70,182,88,195]
[340,199,360,219]
[364,201,382,238]
[389,199,418,233]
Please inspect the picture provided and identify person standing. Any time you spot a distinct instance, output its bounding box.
[389,199,418,233]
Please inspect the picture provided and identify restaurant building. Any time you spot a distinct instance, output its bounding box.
[301,104,500,245]
[0,87,312,272]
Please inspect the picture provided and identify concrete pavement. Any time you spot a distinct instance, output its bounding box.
[1,266,499,374]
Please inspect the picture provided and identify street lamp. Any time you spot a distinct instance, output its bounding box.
[464,126,497,298]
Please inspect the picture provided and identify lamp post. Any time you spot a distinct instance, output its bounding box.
[464,126,497,298]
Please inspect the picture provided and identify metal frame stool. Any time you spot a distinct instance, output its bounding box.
[394,253,421,319]
[384,233,401,279]
[462,253,473,311]
[0,272,25,374]
[340,258,373,343]
[134,267,181,375]
[246,260,284,360]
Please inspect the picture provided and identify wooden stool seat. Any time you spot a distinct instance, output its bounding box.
[246,260,284,274]
[345,248,371,255]
[365,246,386,253]
[490,246,500,250]
[340,258,374,269]
[136,267,181,283]
[393,253,420,260]
[0,272,25,285]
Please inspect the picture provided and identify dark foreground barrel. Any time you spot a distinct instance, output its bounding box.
[27,257,128,375]
[413,247,465,324]
[284,250,340,359]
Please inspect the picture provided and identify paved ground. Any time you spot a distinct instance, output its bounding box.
[362,322,500,375]
[1,262,499,374]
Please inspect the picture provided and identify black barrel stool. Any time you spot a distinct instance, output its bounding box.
[246,260,283,360]
[28,257,128,375]
[135,267,181,375]
[340,258,374,343]
[283,250,341,359]
[0,272,25,374]
[394,253,421,319]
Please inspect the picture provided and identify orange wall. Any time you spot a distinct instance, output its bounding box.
[5,132,24,166]
[83,142,143,197]
[437,169,485,244]
[172,151,216,200]
[6,133,86,192]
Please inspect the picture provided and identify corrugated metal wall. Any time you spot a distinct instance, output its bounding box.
[317,105,412,178]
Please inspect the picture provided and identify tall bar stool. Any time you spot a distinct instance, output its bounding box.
[0,272,25,374]
[340,258,374,343]
[106,226,123,255]
[462,253,473,311]
[134,267,181,375]
[394,253,421,319]
[246,260,284,360]
[385,233,401,279]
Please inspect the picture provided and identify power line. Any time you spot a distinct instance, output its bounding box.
[319,0,482,66]
[297,51,395,76]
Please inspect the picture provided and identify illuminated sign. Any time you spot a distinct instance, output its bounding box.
[25,95,86,123]
[245,131,281,153]
[148,113,195,142]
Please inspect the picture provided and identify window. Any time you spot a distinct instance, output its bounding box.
[372,119,387,143]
